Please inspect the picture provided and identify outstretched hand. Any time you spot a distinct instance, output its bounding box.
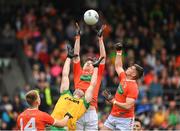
[93,57,104,67]
[115,41,124,51]
[67,45,78,59]
[97,25,106,37]
[75,22,81,36]
[102,89,114,102]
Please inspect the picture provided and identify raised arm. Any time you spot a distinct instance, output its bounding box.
[60,45,78,93]
[73,23,80,63]
[60,57,71,93]
[115,41,124,76]
[85,57,104,102]
[97,25,106,64]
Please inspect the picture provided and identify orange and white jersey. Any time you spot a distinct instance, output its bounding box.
[17,108,54,131]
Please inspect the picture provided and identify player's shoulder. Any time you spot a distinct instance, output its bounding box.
[118,71,126,78]
[17,109,28,120]
[126,80,138,88]
[28,109,50,119]
[26,109,47,116]
[61,89,72,96]
[36,109,48,115]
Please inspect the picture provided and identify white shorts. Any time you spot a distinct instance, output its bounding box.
[76,108,98,130]
[104,115,134,131]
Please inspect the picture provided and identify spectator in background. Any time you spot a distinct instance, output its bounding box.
[0,93,11,107]
[37,79,52,112]
[152,107,167,128]
[0,93,14,130]
[148,75,163,101]
[152,33,165,52]
[136,96,152,116]
[24,8,36,27]
[133,118,143,131]
[12,95,25,113]
[1,23,16,38]
[167,101,179,127]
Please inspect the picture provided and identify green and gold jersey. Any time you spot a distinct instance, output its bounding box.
[51,90,89,130]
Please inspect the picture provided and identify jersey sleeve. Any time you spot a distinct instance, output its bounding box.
[60,90,72,96]
[118,72,126,83]
[98,64,105,76]
[91,63,105,104]
[42,112,55,125]
[73,61,82,89]
[127,84,139,99]
[16,115,20,129]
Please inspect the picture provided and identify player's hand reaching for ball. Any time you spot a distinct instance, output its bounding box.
[97,25,106,37]
[102,89,114,102]
[67,45,78,59]
[75,22,81,36]
[115,40,124,51]
[93,57,104,67]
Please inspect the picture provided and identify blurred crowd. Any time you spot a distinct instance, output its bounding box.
[0,0,180,130]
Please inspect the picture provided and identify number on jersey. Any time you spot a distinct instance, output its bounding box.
[20,117,36,131]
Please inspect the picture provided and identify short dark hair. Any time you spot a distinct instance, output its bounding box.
[134,118,142,124]
[134,64,144,79]
[25,90,38,106]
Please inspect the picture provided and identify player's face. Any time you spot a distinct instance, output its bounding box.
[73,89,85,98]
[83,60,94,75]
[126,66,136,78]
[133,121,142,131]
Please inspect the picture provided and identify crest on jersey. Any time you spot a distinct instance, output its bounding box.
[117,84,124,94]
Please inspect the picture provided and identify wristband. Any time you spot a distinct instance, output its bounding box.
[113,100,116,105]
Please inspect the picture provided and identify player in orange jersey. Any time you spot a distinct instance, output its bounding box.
[102,41,144,130]
[17,90,71,130]
[51,45,104,130]
[73,23,106,130]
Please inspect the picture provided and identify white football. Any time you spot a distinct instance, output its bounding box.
[84,10,99,25]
